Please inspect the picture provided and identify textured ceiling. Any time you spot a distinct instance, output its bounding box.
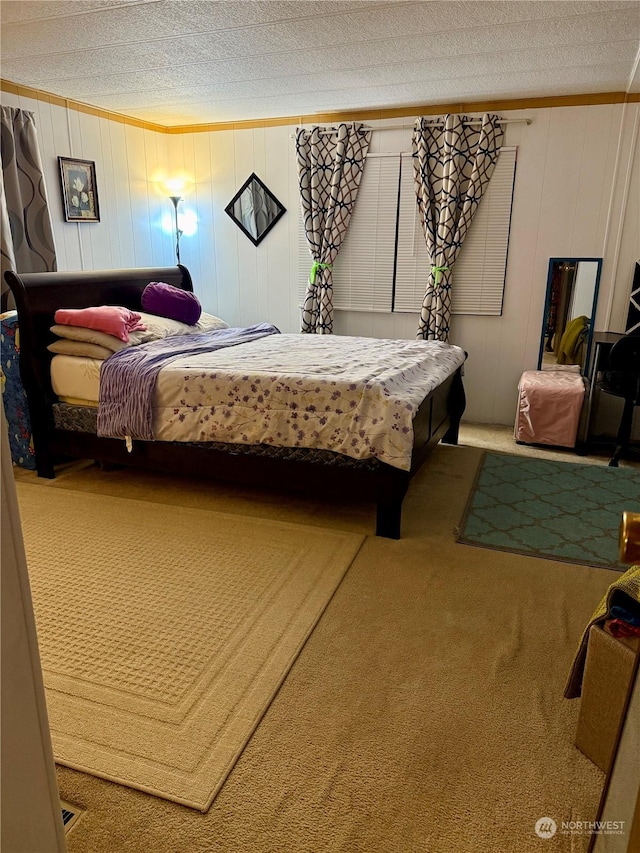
[1,0,639,127]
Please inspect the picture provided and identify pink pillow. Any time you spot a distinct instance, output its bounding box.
[54,306,146,342]
[141,281,202,326]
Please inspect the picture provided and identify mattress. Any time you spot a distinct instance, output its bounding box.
[50,354,100,405]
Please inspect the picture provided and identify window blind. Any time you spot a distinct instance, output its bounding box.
[298,146,517,316]
[393,147,517,315]
[298,155,399,312]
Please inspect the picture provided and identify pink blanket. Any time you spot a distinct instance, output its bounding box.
[54,306,146,342]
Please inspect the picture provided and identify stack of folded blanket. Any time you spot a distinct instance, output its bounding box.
[49,306,149,360]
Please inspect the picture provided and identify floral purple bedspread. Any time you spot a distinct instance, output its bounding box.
[97,323,279,440]
[146,333,466,471]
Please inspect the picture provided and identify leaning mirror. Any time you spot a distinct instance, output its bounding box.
[224,173,286,246]
[538,258,603,372]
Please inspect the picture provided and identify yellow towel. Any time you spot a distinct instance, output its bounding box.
[557,315,589,365]
[564,565,640,698]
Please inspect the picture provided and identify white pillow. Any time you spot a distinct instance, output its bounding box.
[130,311,228,344]
[195,312,230,333]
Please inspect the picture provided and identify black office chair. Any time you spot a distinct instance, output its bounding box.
[599,333,640,467]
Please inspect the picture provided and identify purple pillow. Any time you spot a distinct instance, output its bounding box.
[141,282,202,326]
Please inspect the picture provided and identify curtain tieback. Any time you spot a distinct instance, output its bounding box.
[431,265,450,287]
[309,262,333,284]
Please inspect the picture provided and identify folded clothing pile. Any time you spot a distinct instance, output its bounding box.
[604,601,640,639]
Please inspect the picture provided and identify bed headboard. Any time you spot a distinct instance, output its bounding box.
[3,264,193,473]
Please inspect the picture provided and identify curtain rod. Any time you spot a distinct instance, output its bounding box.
[364,144,517,159]
[292,117,531,137]
[380,118,532,128]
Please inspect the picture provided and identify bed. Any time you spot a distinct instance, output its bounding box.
[4,265,466,538]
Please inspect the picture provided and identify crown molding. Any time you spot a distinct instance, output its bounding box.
[2,79,638,135]
[0,80,168,133]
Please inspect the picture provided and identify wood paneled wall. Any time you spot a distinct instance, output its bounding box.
[173,103,639,423]
[2,88,638,423]
[1,90,190,298]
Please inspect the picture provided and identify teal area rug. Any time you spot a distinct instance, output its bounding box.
[457,452,640,570]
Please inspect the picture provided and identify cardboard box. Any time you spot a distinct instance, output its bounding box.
[575,624,639,772]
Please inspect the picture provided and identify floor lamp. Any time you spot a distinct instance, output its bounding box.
[169,194,183,264]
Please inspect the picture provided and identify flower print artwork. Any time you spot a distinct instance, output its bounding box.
[58,157,100,221]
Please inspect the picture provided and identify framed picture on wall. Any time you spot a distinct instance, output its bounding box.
[58,157,100,222]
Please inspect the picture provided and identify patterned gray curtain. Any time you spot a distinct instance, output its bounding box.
[1,106,57,311]
[296,122,371,334]
[412,113,503,341]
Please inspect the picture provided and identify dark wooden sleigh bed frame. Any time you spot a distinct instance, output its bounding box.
[4,265,466,538]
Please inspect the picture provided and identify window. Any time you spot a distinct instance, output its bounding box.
[298,147,517,316]
[298,155,400,312]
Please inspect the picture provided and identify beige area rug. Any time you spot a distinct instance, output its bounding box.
[16,443,617,852]
[16,483,363,811]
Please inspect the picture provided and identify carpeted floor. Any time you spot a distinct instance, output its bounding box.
[16,484,363,811]
[458,452,640,570]
[14,438,621,852]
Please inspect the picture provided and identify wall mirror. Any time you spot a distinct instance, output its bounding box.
[538,257,603,372]
[224,173,286,246]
